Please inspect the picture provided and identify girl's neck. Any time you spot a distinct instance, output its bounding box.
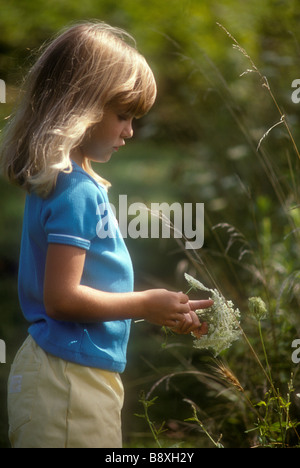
[70,147,85,169]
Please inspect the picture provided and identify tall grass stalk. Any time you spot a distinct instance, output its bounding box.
[216,22,300,164]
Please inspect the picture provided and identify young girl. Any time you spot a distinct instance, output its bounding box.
[1,21,213,448]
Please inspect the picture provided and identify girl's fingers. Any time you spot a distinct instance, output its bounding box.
[172,311,203,335]
[189,299,214,311]
[177,292,189,304]
[193,322,209,338]
[167,296,213,331]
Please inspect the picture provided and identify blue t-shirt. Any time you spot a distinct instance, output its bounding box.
[18,162,134,372]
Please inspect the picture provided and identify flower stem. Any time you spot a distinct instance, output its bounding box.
[258,320,272,384]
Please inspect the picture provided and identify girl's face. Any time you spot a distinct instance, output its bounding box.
[75,108,134,165]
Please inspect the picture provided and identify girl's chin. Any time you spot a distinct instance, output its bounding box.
[88,151,113,164]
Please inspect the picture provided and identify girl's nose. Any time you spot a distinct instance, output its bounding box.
[122,120,134,139]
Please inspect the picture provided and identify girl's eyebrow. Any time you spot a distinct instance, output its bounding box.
[111,97,140,117]
[118,111,134,119]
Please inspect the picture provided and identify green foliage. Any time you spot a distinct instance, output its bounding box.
[246,379,300,448]
[135,393,167,448]
[184,401,224,448]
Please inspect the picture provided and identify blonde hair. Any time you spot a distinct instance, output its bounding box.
[0,21,157,197]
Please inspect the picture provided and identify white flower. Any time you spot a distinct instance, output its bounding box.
[184,273,211,293]
[185,273,242,357]
[248,297,268,321]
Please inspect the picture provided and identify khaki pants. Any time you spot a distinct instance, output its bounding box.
[7,335,124,448]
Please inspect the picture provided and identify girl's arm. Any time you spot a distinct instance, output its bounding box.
[44,244,213,332]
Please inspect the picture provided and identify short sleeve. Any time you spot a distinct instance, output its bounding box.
[41,171,104,251]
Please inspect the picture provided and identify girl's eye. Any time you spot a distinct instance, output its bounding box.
[118,114,132,122]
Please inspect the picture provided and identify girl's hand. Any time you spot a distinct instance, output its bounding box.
[171,299,213,336]
[141,289,191,328]
[141,289,213,333]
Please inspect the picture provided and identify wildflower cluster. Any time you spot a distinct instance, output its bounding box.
[248,296,268,321]
[185,273,242,357]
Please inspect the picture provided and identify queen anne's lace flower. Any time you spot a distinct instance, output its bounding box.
[185,273,242,357]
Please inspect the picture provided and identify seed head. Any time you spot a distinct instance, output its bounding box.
[215,361,244,393]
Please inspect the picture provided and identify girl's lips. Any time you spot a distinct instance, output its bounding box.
[113,143,125,152]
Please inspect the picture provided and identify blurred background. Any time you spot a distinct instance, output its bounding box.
[1,0,300,448]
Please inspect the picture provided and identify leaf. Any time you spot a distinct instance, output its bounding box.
[256,400,267,407]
